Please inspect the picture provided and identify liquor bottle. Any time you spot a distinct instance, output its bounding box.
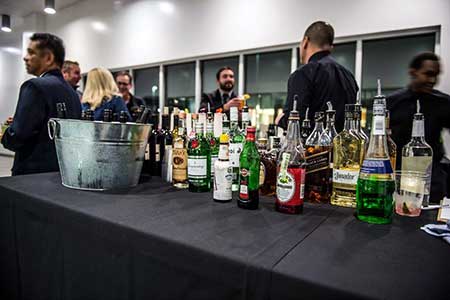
[103,109,112,122]
[354,100,369,152]
[119,111,128,123]
[276,100,306,214]
[206,121,219,183]
[305,112,332,203]
[148,114,161,176]
[260,137,280,196]
[172,113,188,188]
[267,124,276,138]
[229,106,244,192]
[213,132,233,202]
[324,101,338,140]
[300,107,312,145]
[82,109,94,121]
[401,100,433,206]
[385,110,397,171]
[56,103,67,119]
[356,80,395,224]
[331,104,363,207]
[188,122,211,192]
[238,126,260,209]
[160,110,173,181]
[241,99,250,131]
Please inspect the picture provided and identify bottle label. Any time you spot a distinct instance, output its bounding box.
[230,108,239,122]
[332,169,359,185]
[305,151,330,174]
[259,162,265,187]
[155,144,160,162]
[172,148,187,180]
[411,120,425,137]
[400,174,426,194]
[402,156,432,195]
[239,168,249,199]
[188,156,208,177]
[211,155,218,176]
[229,143,243,167]
[242,112,249,123]
[276,168,305,204]
[218,144,229,160]
[213,163,233,201]
[360,159,393,175]
[372,115,385,135]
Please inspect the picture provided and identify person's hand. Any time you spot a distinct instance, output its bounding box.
[223,98,242,112]
[5,117,13,125]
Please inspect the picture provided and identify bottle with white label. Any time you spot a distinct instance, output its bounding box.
[276,96,306,214]
[331,104,363,208]
[213,132,233,202]
[401,100,433,206]
[229,106,244,192]
[188,122,211,192]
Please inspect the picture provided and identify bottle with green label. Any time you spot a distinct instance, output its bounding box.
[188,122,211,192]
[356,80,395,224]
[238,126,260,210]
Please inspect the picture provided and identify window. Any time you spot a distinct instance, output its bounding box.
[245,50,291,133]
[134,67,160,112]
[165,62,196,112]
[202,56,239,94]
[361,33,436,126]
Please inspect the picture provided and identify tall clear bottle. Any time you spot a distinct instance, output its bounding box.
[401,100,433,206]
[172,113,189,188]
[276,100,306,214]
[188,122,211,192]
[229,106,245,192]
[356,80,395,224]
[331,104,363,207]
[305,112,332,203]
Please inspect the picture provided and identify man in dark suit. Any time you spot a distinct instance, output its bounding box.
[199,66,241,113]
[276,21,359,132]
[1,33,81,176]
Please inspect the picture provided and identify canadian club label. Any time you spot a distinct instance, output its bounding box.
[239,168,249,199]
[305,150,330,174]
[172,148,187,180]
[276,168,305,205]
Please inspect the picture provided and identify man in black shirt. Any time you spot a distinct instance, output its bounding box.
[115,71,145,120]
[387,52,450,202]
[276,21,358,131]
[199,66,241,113]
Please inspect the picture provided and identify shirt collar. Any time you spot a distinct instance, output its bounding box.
[308,50,331,63]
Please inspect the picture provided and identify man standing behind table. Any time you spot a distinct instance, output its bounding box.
[387,52,450,203]
[115,71,145,121]
[1,33,81,176]
[199,66,242,113]
[276,21,359,132]
[62,60,83,101]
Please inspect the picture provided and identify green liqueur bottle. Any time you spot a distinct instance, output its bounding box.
[229,106,245,192]
[238,126,260,209]
[356,80,395,224]
[188,122,211,192]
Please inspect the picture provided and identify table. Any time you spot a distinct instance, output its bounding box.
[0,172,448,300]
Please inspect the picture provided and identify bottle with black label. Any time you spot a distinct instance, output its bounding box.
[305,111,332,203]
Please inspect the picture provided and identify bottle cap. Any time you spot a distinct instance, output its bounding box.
[246,126,256,134]
[220,134,229,144]
[289,95,300,120]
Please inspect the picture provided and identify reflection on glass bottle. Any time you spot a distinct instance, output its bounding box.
[356,80,395,224]
[401,100,433,206]
[305,112,332,203]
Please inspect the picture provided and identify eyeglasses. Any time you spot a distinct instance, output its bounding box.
[117,81,129,86]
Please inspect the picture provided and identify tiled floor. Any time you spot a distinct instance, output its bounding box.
[0,155,13,177]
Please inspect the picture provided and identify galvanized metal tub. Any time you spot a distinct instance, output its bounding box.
[48,118,151,191]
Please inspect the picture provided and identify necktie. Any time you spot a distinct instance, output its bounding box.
[223,93,229,103]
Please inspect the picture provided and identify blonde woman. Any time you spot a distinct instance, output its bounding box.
[81,68,131,121]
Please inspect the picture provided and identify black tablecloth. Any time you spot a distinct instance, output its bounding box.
[0,172,448,300]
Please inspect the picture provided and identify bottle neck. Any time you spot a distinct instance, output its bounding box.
[344,117,353,131]
[286,119,301,145]
[313,121,324,133]
[411,119,426,142]
[366,109,389,159]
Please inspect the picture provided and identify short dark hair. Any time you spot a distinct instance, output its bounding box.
[30,33,65,68]
[216,66,234,81]
[115,71,133,83]
[409,52,439,70]
[304,21,334,47]
[62,60,79,73]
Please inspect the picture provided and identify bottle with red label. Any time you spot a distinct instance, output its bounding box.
[238,126,260,210]
[276,96,306,214]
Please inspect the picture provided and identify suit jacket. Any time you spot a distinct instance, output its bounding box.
[1,69,82,176]
[199,89,238,113]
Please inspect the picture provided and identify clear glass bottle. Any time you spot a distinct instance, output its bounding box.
[401,100,433,206]
[356,80,395,224]
[238,126,260,210]
[331,104,363,207]
[229,106,244,192]
[324,101,338,141]
[385,110,397,171]
[172,113,189,188]
[300,107,312,145]
[213,132,233,202]
[188,122,211,192]
[276,100,306,214]
[305,112,332,203]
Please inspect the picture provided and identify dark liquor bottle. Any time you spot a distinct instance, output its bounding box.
[56,102,67,118]
[238,126,260,210]
[188,122,211,192]
[161,108,173,182]
[300,107,312,145]
[276,99,306,214]
[119,111,128,123]
[103,109,112,122]
[260,136,280,196]
[356,80,395,224]
[305,112,332,203]
[82,109,94,121]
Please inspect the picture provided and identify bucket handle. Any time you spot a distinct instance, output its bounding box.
[47,119,58,140]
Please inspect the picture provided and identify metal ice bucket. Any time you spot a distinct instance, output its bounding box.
[48,118,151,191]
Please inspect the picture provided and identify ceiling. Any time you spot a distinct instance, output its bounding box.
[0,0,82,19]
